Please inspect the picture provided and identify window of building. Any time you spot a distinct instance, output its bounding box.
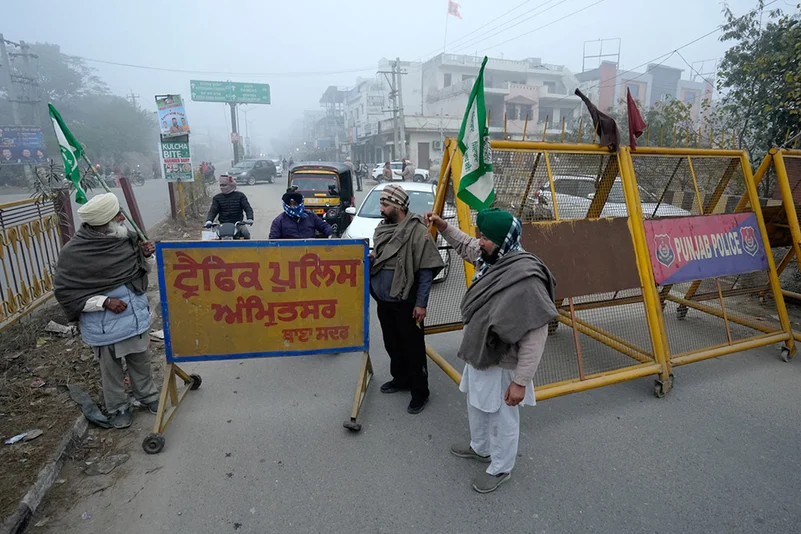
[462,74,475,83]
[444,73,452,87]
[543,81,556,93]
[684,91,699,104]
[626,83,639,98]
[538,106,554,123]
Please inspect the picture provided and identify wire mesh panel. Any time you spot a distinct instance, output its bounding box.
[432,139,669,399]
[628,148,793,364]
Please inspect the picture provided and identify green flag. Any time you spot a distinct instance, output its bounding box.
[456,56,495,211]
[48,103,87,204]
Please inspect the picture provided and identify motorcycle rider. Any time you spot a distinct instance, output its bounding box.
[204,175,254,239]
[269,190,333,239]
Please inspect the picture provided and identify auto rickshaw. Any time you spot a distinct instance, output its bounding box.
[287,162,355,236]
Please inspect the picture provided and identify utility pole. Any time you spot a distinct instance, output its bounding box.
[396,57,407,160]
[127,90,140,108]
[229,102,240,164]
[0,34,24,126]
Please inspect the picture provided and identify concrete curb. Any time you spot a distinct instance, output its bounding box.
[1,415,88,534]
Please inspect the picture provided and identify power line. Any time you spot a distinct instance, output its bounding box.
[449,0,569,55]
[430,0,545,54]
[676,51,715,87]
[65,55,376,78]
[475,0,605,53]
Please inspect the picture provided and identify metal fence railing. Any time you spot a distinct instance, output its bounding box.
[0,196,63,330]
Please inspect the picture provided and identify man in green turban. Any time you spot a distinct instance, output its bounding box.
[426,207,558,493]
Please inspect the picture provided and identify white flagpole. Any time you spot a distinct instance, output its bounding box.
[443,4,450,53]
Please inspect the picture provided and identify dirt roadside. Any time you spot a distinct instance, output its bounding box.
[0,214,203,528]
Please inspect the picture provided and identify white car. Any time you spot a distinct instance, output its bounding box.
[271,159,283,177]
[342,182,454,282]
[533,175,690,220]
[371,162,430,183]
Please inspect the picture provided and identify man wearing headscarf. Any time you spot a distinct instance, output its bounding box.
[269,189,333,239]
[53,193,160,429]
[205,175,254,239]
[425,208,558,493]
[371,185,445,414]
[381,161,394,182]
[401,159,415,182]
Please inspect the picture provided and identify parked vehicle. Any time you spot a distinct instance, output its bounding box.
[227,159,277,185]
[341,182,455,282]
[531,175,691,220]
[271,159,284,177]
[287,162,355,237]
[372,162,430,183]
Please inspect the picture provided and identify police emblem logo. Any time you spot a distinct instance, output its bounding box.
[740,226,759,257]
[654,234,675,267]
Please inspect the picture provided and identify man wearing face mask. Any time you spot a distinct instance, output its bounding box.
[205,175,254,239]
[269,190,333,239]
[54,193,160,429]
[425,208,558,493]
[370,185,444,414]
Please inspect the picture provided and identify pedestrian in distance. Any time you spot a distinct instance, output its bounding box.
[345,156,361,192]
[401,158,414,182]
[370,185,444,414]
[269,189,333,239]
[53,193,160,429]
[205,175,254,239]
[382,161,393,182]
[425,208,558,494]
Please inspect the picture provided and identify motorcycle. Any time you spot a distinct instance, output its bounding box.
[132,170,145,186]
[202,221,249,241]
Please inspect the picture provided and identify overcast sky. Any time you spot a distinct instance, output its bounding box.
[4,0,766,155]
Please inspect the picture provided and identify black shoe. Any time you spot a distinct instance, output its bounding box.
[111,409,132,429]
[407,396,429,414]
[380,380,409,394]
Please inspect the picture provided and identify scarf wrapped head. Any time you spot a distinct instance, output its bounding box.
[77,193,120,226]
[282,191,308,219]
[474,208,523,281]
[220,175,236,194]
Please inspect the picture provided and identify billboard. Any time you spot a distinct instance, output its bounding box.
[0,126,46,165]
[644,213,769,285]
[156,94,190,138]
[161,139,194,182]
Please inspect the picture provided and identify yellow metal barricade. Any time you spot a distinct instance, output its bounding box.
[0,196,63,331]
[425,139,795,400]
[428,138,674,399]
[750,148,801,350]
[624,147,795,365]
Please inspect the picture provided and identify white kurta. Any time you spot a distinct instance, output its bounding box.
[459,364,536,475]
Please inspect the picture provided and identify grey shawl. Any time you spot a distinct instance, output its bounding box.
[54,224,148,321]
[458,251,558,369]
[371,213,445,301]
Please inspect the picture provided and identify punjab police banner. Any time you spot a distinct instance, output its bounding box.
[157,240,369,362]
[644,213,769,285]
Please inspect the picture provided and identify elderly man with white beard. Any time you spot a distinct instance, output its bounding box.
[54,193,160,429]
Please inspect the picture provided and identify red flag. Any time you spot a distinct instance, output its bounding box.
[448,0,462,19]
[627,88,647,150]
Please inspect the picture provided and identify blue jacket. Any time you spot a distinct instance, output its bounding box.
[79,284,151,347]
[269,211,333,239]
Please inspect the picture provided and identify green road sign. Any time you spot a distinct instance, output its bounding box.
[189,80,271,104]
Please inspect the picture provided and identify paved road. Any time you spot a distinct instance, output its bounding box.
[37,180,801,533]
[0,160,231,232]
